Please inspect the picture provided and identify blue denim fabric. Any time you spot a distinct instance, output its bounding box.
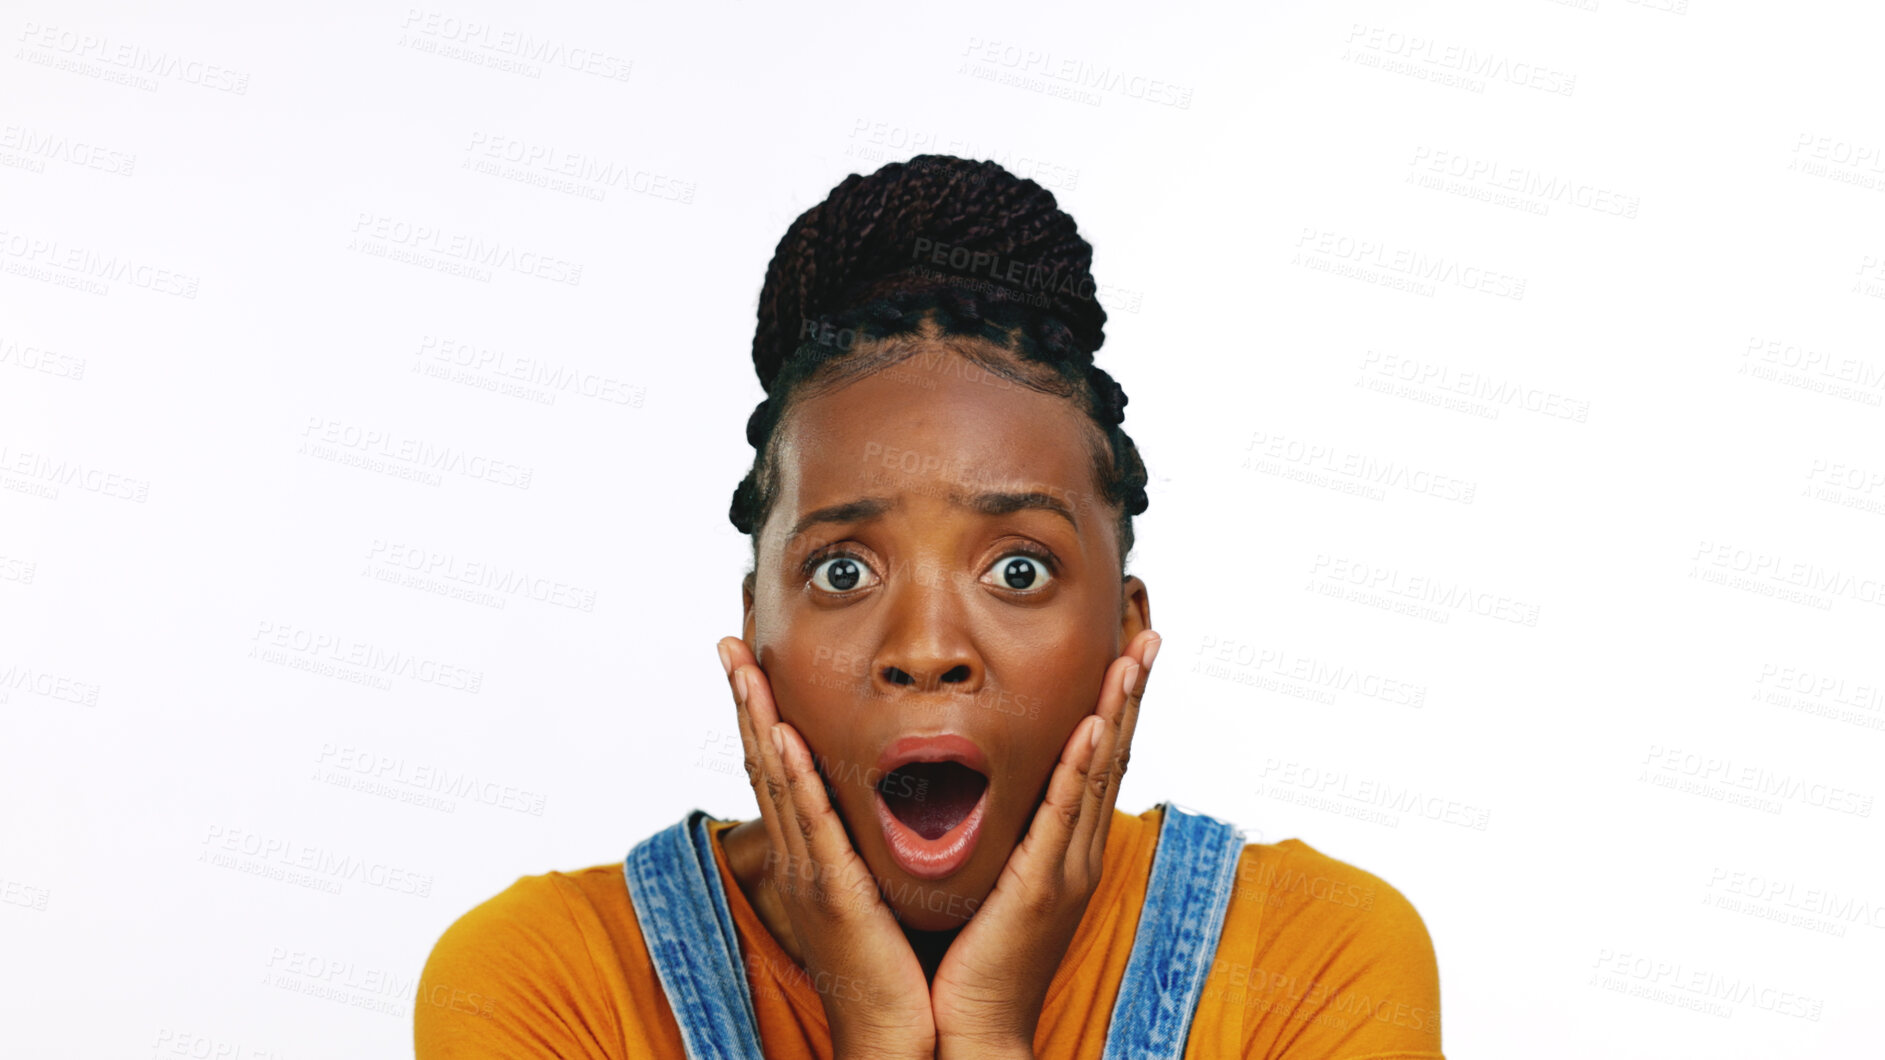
[1100,803,1245,1060]
[624,810,766,1059]
[626,802,1245,1059]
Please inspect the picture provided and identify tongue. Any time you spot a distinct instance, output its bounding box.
[880,762,988,841]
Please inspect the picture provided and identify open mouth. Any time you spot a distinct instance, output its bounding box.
[878,762,990,840]
[872,733,993,880]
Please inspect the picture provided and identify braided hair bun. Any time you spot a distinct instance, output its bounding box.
[731,154,1150,566]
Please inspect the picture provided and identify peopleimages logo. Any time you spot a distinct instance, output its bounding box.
[396,9,633,81]
[14,21,252,94]
[958,38,1194,109]
[910,237,1097,303]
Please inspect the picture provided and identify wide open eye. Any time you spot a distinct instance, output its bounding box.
[985,550,1056,592]
[809,553,879,594]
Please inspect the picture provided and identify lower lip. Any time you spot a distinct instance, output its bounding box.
[873,785,988,880]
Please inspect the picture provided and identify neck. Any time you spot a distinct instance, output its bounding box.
[905,923,959,983]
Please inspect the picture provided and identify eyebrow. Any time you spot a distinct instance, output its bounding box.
[787,489,1078,542]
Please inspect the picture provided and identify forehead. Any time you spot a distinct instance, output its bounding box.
[770,346,1107,536]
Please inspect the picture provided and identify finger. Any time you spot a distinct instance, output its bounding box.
[721,637,763,713]
[1070,656,1136,863]
[737,661,818,880]
[1109,631,1157,802]
[723,639,782,741]
[723,642,782,798]
[725,648,793,869]
[1073,632,1156,858]
[1012,713,1104,887]
[724,644,814,895]
[726,645,827,881]
[774,722,882,920]
[717,635,740,692]
[1087,631,1156,863]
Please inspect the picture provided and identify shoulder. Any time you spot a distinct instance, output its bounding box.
[1232,838,1435,953]
[423,864,628,972]
[416,864,639,1059]
[1207,837,1444,1057]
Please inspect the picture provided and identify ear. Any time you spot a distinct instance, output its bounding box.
[1119,575,1150,654]
[741,570,758,652]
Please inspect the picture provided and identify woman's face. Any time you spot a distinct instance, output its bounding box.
[741,341,1149,932]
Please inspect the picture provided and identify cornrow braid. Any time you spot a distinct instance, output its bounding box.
[731,154,1150,569]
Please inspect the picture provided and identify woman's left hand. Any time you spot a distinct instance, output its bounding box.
[928,630,1161,1060]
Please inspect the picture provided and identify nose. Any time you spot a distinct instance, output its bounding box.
[882,662,972,689]
[871,560,983,697]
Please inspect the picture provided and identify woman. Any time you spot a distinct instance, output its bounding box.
[416,155,1444,1059]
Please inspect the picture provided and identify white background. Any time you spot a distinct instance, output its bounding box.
[4,1,1883,1057]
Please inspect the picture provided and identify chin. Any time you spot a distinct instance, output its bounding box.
[875,858,996,933]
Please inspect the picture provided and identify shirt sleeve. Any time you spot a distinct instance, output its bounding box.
[414,873,626,1059]
[1226,841,1445,1060]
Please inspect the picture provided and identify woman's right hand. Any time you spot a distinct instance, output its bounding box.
[717,637,936,1060]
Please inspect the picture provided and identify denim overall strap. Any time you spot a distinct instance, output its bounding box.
[1101,802,1246,1060]
[624,810,765,1060]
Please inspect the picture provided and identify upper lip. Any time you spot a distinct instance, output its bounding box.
[876,733,991,779]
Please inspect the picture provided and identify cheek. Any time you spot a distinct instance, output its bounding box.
[997,658,1109,780]
[1020,625,1115,718]
[770,670,841,746]
[766,663,882,799]
[768,634,873,719]
[757,590,875,697]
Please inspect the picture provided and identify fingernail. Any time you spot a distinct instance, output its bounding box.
[716,641,733,677]
[1088,716,1103,749]
[770,724,786,758]
[1142,634,1161,671]
[1122,661,1140,692]
[734,669,749,705]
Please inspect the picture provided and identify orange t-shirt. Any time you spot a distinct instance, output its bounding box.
[415,806,1444,1059]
